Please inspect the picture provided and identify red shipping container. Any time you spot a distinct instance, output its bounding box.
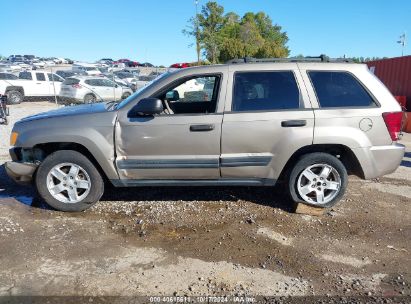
[367,56,411,111]
[394,95,407,110]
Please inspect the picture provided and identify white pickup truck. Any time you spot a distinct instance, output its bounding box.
[0,70,64,104]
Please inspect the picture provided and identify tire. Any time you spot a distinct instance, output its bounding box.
[288,152,348,208]
[6,90,23,105]
[35,150,104,212]
[83,94,96,104]
[121,92,131,100]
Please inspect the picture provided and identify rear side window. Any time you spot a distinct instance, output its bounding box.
[85,79,100,86]
[62,78,80,85]
[308,71,376,108]
[232,71,300,112]
[36,73,46,81]
[19,72,32,80]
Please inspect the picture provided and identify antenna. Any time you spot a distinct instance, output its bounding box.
[397,32,406,56]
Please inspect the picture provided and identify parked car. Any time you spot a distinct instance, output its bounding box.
[108,63,126,72]
[0,70,64,104]
[8,55,24,62]
[59,76,132,103]
[139,62,154,67]
[31,60,46,69]
[0,63,21,73]
[170,62,189,69]
[0,94,9,125]
[98,58,113,65]
[114,59,139,67]
[102,74,134,90]
[72,64,101,76]
[113,71,138,85]
[23,55,35,61]
[5,58,405,212]
[55,70,86,79]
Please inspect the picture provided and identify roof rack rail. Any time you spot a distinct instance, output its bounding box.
[226,55,354,64]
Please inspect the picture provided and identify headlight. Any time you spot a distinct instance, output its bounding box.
[10,132,18,146]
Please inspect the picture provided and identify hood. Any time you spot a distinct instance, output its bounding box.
[19,102,109,123]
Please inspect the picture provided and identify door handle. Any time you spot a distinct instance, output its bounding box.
[190,124,215,132]
[281,120,307,127]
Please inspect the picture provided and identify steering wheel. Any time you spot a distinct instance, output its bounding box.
[163,99,174,114]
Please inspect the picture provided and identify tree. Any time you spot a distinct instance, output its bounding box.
[197,1,225,64]
[184,1,290,63]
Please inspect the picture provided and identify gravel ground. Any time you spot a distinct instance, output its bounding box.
[0,102,410,303]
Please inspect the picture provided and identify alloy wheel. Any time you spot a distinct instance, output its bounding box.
[46,163,91,204]
[296,163,341,206]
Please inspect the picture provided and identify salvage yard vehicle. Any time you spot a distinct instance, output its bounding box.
[72,63,101,76]
[0,95,9,125]
[0,70,64,104]
[59,76,133,103]
[6,56,405,212]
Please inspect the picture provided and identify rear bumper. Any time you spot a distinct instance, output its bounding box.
[353,143,405,179]
[5,161,38,184]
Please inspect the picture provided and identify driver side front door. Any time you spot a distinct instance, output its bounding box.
[115,73,226,182]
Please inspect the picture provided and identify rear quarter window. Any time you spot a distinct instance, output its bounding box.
[308,71,376,108]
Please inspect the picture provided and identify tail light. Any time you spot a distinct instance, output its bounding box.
[382,112,403,141]
[72,84,81,89]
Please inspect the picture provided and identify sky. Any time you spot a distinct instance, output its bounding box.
[1,0,410,65]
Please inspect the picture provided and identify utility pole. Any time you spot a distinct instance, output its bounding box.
[195,0,200,66]
[397,32,406,57]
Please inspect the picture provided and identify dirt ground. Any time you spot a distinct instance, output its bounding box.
[0,102,410,303]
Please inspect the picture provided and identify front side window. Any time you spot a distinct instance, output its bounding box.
[308,71,376,108]
[156,75,220,114]
[232,71,300,112]
[36,73,46,81]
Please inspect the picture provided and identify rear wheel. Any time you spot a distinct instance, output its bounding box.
[288,153,347,208]
[6,90,23,104]
[35,150,104,212]
[83,94,96,104]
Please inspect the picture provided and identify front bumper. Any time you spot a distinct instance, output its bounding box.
[5,161,38,184]
[353,143,405,179]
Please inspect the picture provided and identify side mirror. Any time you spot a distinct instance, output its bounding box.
[165,90,179,101]
[128,98,163,117]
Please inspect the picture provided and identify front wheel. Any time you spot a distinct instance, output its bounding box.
[288,153,348,208]
[6,90,24,104]
[35,150,104,212]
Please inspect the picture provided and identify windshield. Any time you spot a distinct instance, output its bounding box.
[116,72,171,109]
